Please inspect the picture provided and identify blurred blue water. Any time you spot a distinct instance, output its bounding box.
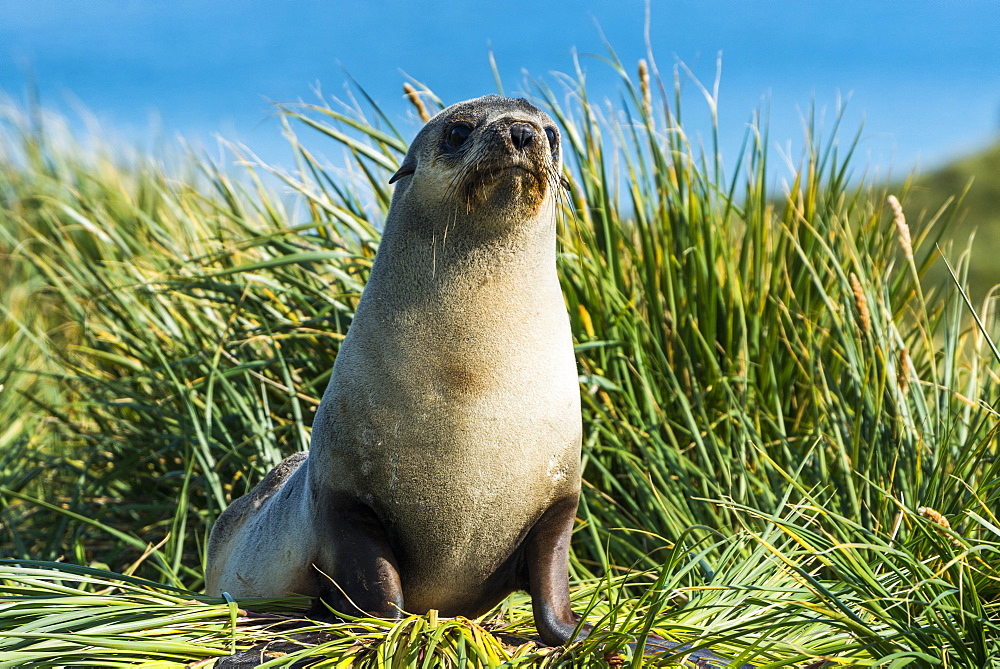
[2,0,998,181]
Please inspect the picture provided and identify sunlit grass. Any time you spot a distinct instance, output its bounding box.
[1,45,998,666]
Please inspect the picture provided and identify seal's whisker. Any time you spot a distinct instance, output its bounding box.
[431,222,438,278]
[442,209,455,251]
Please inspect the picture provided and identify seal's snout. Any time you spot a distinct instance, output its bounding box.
[509,123,537,151]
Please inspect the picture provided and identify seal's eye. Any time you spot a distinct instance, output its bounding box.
[446,123,473,148]
[544,127,559,161]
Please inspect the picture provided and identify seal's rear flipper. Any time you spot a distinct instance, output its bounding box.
[639,636,757,668]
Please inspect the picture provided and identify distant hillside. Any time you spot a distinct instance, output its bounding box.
[902,140,1000,307]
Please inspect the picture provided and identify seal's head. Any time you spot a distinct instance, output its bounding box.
[389,95,565,225]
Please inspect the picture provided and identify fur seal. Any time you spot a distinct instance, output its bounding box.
[205,95,585,646]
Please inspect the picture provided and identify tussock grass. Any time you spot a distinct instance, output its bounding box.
[1,47,998,666]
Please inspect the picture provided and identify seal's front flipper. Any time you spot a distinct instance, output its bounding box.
[312,496,404,620]
[524,494,592,646]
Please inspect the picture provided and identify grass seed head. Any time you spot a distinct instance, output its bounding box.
[403,83,431,123]
[850,272,871,335]
[918,506,951,529]
[638,59,652,122]
[888,194,913,261]
[898,347,912,394]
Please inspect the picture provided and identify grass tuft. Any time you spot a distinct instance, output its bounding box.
[1,44,998,665]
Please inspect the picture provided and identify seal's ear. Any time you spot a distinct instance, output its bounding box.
[389,155,416,184]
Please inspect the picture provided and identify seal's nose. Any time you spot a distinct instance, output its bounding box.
[510,123,536,150]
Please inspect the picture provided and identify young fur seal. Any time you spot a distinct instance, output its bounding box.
[205,95,586,646]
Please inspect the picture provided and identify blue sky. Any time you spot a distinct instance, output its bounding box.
[2,1,999,181]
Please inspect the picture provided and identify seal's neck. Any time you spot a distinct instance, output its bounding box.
[340,199,573,406]
[368,203,560,308]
